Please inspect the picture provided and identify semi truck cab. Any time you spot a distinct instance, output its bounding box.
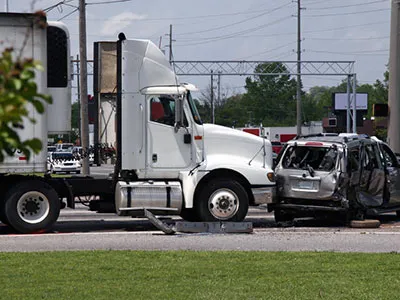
[114,38,276,221]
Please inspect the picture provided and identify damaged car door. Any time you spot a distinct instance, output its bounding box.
[379,143,400,206]
[355,142,386,208]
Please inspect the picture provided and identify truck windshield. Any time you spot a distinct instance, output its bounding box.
[187,92,203,125]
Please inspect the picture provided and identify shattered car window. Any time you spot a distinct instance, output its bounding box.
[281,146,337,171]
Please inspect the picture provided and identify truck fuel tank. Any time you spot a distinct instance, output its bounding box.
[115,181,183,216]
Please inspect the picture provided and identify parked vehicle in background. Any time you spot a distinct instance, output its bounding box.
[271,133,400,223]
[72,146,94,166]
[56,143,74,152]
[271,141,283,154]
[47,145,56,154]
[47,152,81,174]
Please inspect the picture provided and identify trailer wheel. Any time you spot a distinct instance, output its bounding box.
[4,180,60,234]
[196,179,248,222]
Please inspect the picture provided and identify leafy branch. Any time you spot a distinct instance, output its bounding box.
[0,48,52,162]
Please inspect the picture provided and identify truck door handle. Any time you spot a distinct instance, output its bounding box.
[152,154,157,163]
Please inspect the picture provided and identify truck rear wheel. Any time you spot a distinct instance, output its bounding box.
[4,180,60,234]
[195,179,248,222]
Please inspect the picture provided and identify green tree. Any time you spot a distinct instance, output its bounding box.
[242,62,297,126]
[0,48,51,161]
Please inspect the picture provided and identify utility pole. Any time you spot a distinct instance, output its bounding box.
[169,24,173,63]
[76,54,82,143]
[389,0,400,153]
[79,0,90,175]
[296,0,302,136]
[210,70,215,123]
[5,0,8,12]
[217,71,221,108]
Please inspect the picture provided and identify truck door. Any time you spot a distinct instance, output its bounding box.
[379,143,400,205]
[148,96,192,169]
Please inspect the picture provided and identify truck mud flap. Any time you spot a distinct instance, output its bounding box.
[144,209,253,235]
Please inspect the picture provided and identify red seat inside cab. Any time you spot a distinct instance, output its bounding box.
[151,101,164,121]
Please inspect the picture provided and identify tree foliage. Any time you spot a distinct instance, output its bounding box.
[0,48,52,162]
[194,63,389,132]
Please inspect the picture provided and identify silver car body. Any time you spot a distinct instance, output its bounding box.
[272,134,400,219]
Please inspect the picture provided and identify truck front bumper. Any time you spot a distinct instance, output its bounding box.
[251,186,276,205]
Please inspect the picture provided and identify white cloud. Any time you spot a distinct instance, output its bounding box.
[100,12,147,36]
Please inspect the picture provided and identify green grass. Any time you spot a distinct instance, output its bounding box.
[0,251,399,300]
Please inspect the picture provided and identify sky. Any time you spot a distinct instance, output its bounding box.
[3,0,391,101]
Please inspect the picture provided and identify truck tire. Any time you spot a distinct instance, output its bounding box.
[180,208,199,222]
[0,201,9,225]
[195,179,248,222]
[4,180,60,234]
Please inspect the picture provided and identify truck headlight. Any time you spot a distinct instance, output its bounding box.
[267,172,275,182]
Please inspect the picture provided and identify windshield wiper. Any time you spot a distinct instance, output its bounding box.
[306,164,315,177]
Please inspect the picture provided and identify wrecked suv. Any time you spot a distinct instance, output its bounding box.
[270,134,400,223]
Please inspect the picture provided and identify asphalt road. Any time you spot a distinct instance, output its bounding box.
[1,204,400,252]
[1,164,400,252]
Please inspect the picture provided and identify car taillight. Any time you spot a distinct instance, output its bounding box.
[305,142,324,146]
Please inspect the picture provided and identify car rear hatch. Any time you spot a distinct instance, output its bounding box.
[276,142,341,200]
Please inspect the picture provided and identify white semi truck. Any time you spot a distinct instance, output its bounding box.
[0,13,276,233]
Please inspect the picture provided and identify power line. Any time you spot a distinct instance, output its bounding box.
[235,41,296,60]
[78,5,291,23]
[43,0,75,12]
[307,36,389,41]
[268,51,296,61]
[174,2,292,36]
[305,7,389,17]
[86,0,133,4]
[308,49,388,56]
[58,8,79,21]
[304,21,388,33]
[307,0,387,10]
[175,16,291,47]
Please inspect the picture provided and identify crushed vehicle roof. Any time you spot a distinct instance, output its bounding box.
[289,133,372,146]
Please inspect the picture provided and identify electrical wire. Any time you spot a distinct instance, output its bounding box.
[307,36,389,41]
[307,0,387,10]
[57,8,79,21]
[308,49,388,56]
[235,41,296,60]
[86,0,133,4]
[175,16,292,47]
[305,8,389,17]
[304,21,388,33]
[174,2,292,36]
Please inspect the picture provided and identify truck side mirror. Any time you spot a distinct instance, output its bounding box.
[174,95,185,132]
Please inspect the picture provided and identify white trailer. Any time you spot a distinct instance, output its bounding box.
[0,13,276,233]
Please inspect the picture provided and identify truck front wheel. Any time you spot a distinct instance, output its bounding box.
[195,179,248,222]
[4,180,60,234]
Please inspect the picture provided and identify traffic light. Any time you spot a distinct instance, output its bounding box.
[373,103,388,117]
